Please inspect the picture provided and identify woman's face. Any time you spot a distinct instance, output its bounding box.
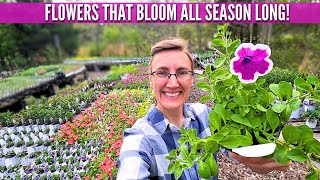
[150,50,193,113]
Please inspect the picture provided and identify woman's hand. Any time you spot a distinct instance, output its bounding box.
[230,152,292,174]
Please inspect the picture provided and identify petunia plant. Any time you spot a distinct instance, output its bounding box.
[166,24,320,180]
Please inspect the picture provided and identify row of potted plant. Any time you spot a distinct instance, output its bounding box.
[0,64,152,179]
[54,88,151,179]
[0,88,97,127]
[301,103,320,128]
[0,140,104,179]
[0,64,84,100]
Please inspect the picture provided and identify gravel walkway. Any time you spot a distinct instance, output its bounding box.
[188,74,311,180]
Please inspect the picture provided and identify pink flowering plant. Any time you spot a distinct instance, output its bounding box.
[167,24,320,180]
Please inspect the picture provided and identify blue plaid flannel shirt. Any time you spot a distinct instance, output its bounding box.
[117,103,225,180]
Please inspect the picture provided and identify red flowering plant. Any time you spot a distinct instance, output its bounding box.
[167,24,320,179]
[56,88,151,179]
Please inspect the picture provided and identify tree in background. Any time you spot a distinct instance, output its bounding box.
[0,24,79,72]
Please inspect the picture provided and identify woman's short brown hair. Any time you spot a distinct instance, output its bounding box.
[150,38,194,71]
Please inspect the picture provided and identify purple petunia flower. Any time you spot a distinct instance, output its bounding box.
[73,174,81,180]
[230,43,273,84]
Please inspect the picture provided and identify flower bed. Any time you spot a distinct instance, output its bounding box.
[56,89,152,179]
[0,63,152,179]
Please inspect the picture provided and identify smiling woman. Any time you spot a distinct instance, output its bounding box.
[116,38,292,180]
[117,38,217,180]
[148,39,194,127]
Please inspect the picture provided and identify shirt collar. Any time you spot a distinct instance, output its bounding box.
[147,104,196,134]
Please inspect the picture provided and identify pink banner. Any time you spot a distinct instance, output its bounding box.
[0,2,319,24]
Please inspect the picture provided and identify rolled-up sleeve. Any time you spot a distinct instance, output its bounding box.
[117,128,152,180]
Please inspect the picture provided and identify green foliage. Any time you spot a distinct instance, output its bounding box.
[302,109,320,122]
[0,111,14,127]
[263,67,307,88]
[271,24,320,73]
[0,24,79,71]
[137,91,153,118]
[167,24,320,179]
[15,65,61,76]
[0,64,84,99]
[106,65,138,81]
[1,84,96,126]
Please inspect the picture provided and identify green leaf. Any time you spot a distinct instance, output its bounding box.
[280,106,291,123]
[245,130,253,140]
[268,92,276,105]
[269,84,281,99]
[272,103,287,113]
[306,171,319,180]
[174,165,183,179]
[254,131,269,144]
[266,109,280,131]
[289,99,301,111]
[212,68,228,79]
[179,144,189,157]
[211,133,225,142]
[223,77,237,86]
[209,110,221,131]
[274,144,290,164]
[282,125,300,144]
[231,114,252,127]
[292,89,300,98]
[257,88,270,104]
[294,77,313,92]
[217,24,228,32]
[200,95,211,104]
[220,135,240,149]
[305,139,320,154]
[256,104,267,112]
[205,65,212,74]
[178,137,188,144]
[297,125,313,145]
[214,57,226,68]
[229,126,241,135]
[257,78,266,86]
[239,107,247,117]
[214,104,226,121]
[204,140,219,153]
[249,116,262,128]
[169,150,176,157]
[309,95,320,102]
[235,135,253,146]
[279,81,292,100]
[198,161,211,179]
[180,128,186,135]
[306,75,319,86]
[234,91,248,106]
[205,154,218,176]
[219,127,230,136]
[197,82,211,91]
[187,129,197,140]
[227,102,237,109]
[212,38,225,47]
[227,39,240,53]
[168,163,175,174]
[286,149,307,162]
